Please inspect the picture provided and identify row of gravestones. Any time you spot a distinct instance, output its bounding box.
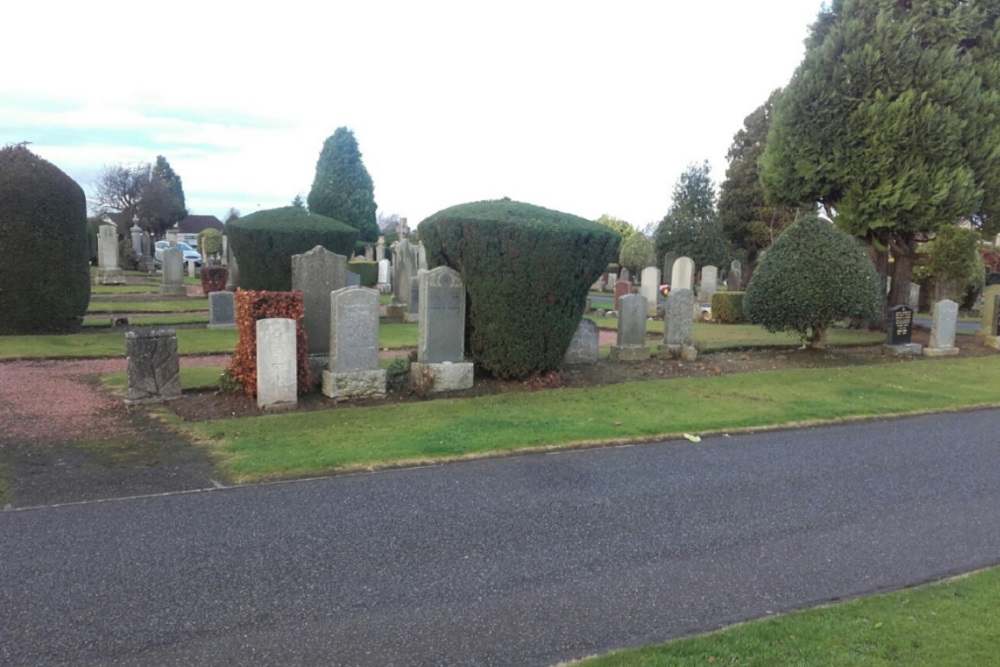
[607,257,743,320]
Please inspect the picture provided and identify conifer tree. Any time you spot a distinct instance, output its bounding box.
[307,127,379,242]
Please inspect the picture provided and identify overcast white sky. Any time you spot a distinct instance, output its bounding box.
[2,1,824,229]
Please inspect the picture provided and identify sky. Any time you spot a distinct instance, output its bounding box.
[2,1,825,231]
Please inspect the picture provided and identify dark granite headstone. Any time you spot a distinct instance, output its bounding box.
[886,305,914,345]
[986,272,1000,287]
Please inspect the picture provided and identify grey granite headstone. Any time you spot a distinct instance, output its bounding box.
[663,288,694,348]
[225,244,240,291]
[731,259,742,273]
[256,318,298,411]
[323,287,387,398]
[700,266,718,300]
[391,239,421,309]
[924,299,959,356]
[125,328,181,404]
[563,319,600,365]
[292,246,348,359]
[728,268,742,291]
[160,245,185,295]
[663,252,678,286]
[221,235,229,267]
[640,266,661,317]
[979,285,1000,340]
[418,267,465,363]
[908,283,921,310]
[208,291,236,329]
[141,231,152,258]
[377,258,391,294]
[408,272,422,320]
[610,293,648,361]
[96,223,125,284]
[671,257,694,291]
[130,224,142,257]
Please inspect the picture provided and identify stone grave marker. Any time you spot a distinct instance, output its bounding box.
[700,265,718,301]
[347,271,361,287]
[377,258,391,294]
[257,318,298,410]
[613,279,632,311]
[389,238,420,319]
[407,271,423,322]
[923,299,959,356]
[412,267,473,392]
[291,245,348,363]
[225,243,240,291]
[640,266,661,317]
[208,291,236,329]
[610,293,648,362]
[727,268,741,291]
[980,285,1000,349]
[563,319,599,365]
[376,237,385,263]
[884,304,921,356]
[160,244,185,295]
[96,223,125,284]
[125,328,181,404]
[659,288,696,360]
[130,223,142,257]
[322,287,386,398]
[671,257,694,291]
[908,284,921,310]
[620,267,632,283]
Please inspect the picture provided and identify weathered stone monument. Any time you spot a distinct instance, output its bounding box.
[257,318,298,410]
[620,268,632,283]
[130,222,142,257]
[322,287,387,398]
[376,258,391,294]
[563,318,600,365]
[671,257,694,291]
[659,288,697,360]
[923,299,959,357]
[607,272,618,291]
[407,271,423,323]
[981,285,1000,349]
[376,237,385,263]
[96,223,125,285]
[125,328,181,405]
[225,241,240,291]
[291,245,348,369]
[884,304,922,356]
[388,238,420,319]
[137,231,154,273]
[208,291,236,329]
[699,265,719,302]
[610,294,649,362]
[613,279,632,311]
[160,244,185,296]
[908,284,921,310]
[411,267,474,392]
[640,266,661,317]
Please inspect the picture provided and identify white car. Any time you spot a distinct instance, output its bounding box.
[154,241,202,267]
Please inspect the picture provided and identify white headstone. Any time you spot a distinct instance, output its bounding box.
[160,244,185,295]
[256,318,298,410]
[672,257,694,291]
[700,266,718,301]
[924,299,960,356]
[640,266,661,317]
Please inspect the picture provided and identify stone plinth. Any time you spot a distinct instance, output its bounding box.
[323,369,387,398]
[610,345,649,362]
[882,343,923,357]
[410,361,474,393]
[125,328,181,405]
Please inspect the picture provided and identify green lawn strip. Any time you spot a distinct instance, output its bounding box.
[84,314,210,327]
[86,299,209,313]
[0,329,238,359]
[379,322,417,349]
[90,284,161,295]
[572,566,1000,666]
[186,356,1000,482]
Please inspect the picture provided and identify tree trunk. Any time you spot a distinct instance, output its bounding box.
[887,235,918,308]
[808,325,828,349]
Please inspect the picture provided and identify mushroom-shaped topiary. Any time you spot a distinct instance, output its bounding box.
[742,215,881,347]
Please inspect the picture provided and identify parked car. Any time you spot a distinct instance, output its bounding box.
[154,240,202,267]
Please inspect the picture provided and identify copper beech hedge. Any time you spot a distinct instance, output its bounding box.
[200,267,228,294]
[228,289,311,397]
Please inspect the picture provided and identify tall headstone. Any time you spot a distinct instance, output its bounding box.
[96,223,125,285]
[322,287,387,398]
[923,299,959,356]
[225,242,240,291]
[377,258,391,294]
[619,268,632,283]
[640,266,661,317]
[364,245,374,261]
[376,237,385,263]
[728,260,742,290]
[607,272,618,291]
[130,222,142,257]
[221,235,229,267]
[979,285,1000,341]
[411,267,474,392]
[160,244,185,295]
[291,245,348,364]
[908,284,921,310]
[613,279,632,311]
[883,304,921,356]
[208,291,236,329]
[125,328,181,405]
[699,266,718,302]
[610,294,649,362]
[187,260,197,278]
[658,288,697,360]
[663,252,678,286]
[257,318,298,411]
[563,319,600,365]
[671,257,694,291]
[388,238,420,319]
[137,231,155,273]
[407,271,423,323]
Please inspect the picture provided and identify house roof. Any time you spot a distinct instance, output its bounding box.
[175,215,224,234]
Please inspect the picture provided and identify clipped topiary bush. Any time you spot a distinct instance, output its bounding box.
[419,199,620,379]
[743,215,881,347]
[198,228,223,259]
[227,206,358,291]
[347,260,378,287]
[711,291,744,324]
[0,144,91,334]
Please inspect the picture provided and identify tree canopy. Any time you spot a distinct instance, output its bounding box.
[654,162,727,270]
[307,127,379,242]
[594,214,634,241]
[618,231,654,276]
[90,158,187,236]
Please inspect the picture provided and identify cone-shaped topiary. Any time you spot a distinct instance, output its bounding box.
[0,144,90,334]
[742,215,881,347]
[227,206,359,291]
[419,199,620,379]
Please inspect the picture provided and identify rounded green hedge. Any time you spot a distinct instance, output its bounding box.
[0,144,90,334]
[419,199,620,379]
[227,206,359,291]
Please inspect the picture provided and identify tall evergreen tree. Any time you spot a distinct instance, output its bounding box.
[654,162,727,270]
[760,0,1000,307]
[307,127,379,242]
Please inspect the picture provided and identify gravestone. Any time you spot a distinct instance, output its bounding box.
[137,231,155,273]
[613,279,632,311]
[658,288,696,360]
[883,304,921,356]
[607,273,618,292]
[322,287,387,398]
[364,245,374,261]
[728,268,741,291]
[96,223,125,285]
[620,267,631,283]
[347,272,361,287]
[377,258,391,294]
[923,299,959,357]
[208,291,236,329]
[407,271,423,323]
[187,260,197,278]
[225,242,240,291]
[640,266,661,317]
[610,293,649,362]
[291,245,348,365]
[699,266,718,301]
[221,235,228,267]
[130,223,142,257]
[160,244,186,295]
[125,328,181,404]
[563,319,599,365]
[376,237,385,263]
[978,285,1000,340]
[412,267,474,392]
[662,252,678,286]
[908,284,921,310]
[389,238,420,319]
[257,318,298,410]
[671,257,694,291]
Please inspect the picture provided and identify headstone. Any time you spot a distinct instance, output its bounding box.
[883,304,922,356]
[96,223,125,284]
[141,231,152,259]
[411,267,474,393]
[208,291,236,329]
[563,319,599,365]
[640,266,661,317]
[225,244,240,291]
[730,260,742,274]
[256,318,298,410]
[389,238,421,318]
[407,271,423,322]
[728,268,742,291]
[671,257,694,291]
[658,288,696,360]
[923,299,959,356]
[136,231,155,273]
[610,293,648,362]
[607,272,618,292]
[396,218,410,239]
[160,244,185,295]
[376,237,385,263]
[620,268,631,283]
[125,328,181,404]
[221,235,229,267]
[322,287,386,398]
[613,279,632,311]
[347,271,361,287]
[418,243,428,271]
[700,266,718,301]
[291,245,348,362]
[979,285,1000,341]
[187,259,197,278]
[662,252,678,287]
[377,258,391,294]
[130,223,142,257]
[364,245,374,261]
[908,283,921,310]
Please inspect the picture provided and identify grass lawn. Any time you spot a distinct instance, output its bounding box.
[86,299,210,313]
[186,356,1000,482]
[83,314,211,327]
[90,284,161,295]
[572,566,1000,666]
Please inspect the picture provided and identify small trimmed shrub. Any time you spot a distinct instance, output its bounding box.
[198,228,223,258]
[201,267,228,294]
[0,144,90,334]
[711,291,744,324]
[227,206,358,291]
[385,356,411,393]
[228,289,311,397]
[419,199,620,379]
[743,216,880,347]
[347,260,378,287]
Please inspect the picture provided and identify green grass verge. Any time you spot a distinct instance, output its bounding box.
[187,356,1000,482]
[379,323,417,349]
[0,329,238,359]
[83,314,211,327]
[573,566,1000,666]
[86,299,210,313]
[90,284,161,295]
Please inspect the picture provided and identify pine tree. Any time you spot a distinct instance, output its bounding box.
[307,127,379,242]
[655,162,727,270]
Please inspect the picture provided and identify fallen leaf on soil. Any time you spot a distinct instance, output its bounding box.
[683,433,701,442]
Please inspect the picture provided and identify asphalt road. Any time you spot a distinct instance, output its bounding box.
[3,409,1000,667]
